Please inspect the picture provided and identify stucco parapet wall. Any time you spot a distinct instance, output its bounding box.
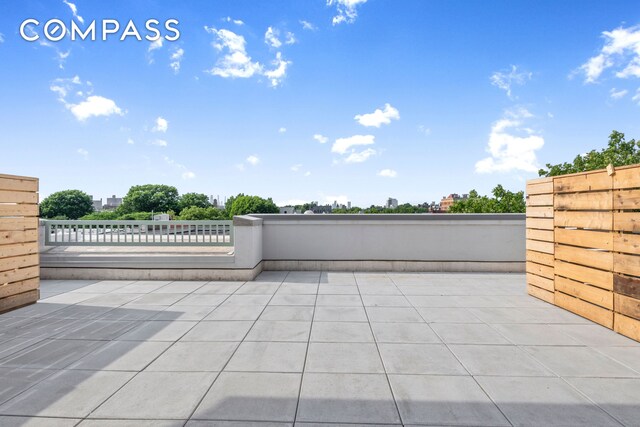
[249,213,525,222]
[233,215,264,226]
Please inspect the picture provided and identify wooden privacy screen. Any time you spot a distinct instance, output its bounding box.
[0,173,39,313]
[526,164,640,341]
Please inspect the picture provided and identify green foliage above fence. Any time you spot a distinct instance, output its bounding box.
[449,185,525,213]
[40,189,94,219]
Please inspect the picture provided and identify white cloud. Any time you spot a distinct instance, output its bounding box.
[205,27,262,79]
[148,38,163,52]
[313,134,328,144]
[290,164,302,172]
[164,155,195,179]
[328,0,368,25]
[279,127,287,133]
[377,169,397,178]
[235,163,245,171]
[24,24,70,68]
[490,65,532,98]
[579,25,640,83]
[153,116,168,133]
[610,88,628,99]
[417,125,431,136]
[633,88,640,104]
[76,148,88,160]
[265,27,282,48]
[285,32,296,45]
[0,33,4,43]
[151,139,168,147]
[246,155,260,165]
[304,171,311,176]
[170,47,184,74]
[127,138,134,145]
[69,96,123,121]
[354,103,400,127]
[224,17,244,26]
[345,148,377,163]
[332,134,375,154]
[263,52,291,87]
[182,171,196,180]
[475,108,544,174]
[277,198,308,206]
[63,0,84,24]
[300,20,317,31]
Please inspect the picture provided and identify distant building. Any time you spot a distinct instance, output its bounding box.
[279,206,297,214]
[347,201,351,209]
[440,193,468,212]
[103,195,123,211]
[386,197,398,209]
[153,213,170,221]
[90,197,102,212]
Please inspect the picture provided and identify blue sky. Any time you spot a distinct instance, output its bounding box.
[1,0,639,207]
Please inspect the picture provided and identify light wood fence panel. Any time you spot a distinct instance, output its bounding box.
[527,164,640,341]
[0,173,39,313]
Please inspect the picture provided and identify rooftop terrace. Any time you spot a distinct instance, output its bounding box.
[1,271,639,426]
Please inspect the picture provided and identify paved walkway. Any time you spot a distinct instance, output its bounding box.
[0,272,639,426]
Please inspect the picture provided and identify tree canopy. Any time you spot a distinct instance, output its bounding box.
[448,185,525,213]
[539,130,640,177]
[227,194,279,217]
[40,190,94,219]
[178,192,211,211]
[178,206,226,220]
[119,184,180,214]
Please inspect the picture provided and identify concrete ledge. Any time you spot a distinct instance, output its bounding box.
[41,262,263,281]
[263,260,525,273]
[41,254,236,270]
[233,215,264,226]
[251,213,525,221]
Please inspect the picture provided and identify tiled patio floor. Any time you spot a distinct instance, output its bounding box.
[1,271,639,426]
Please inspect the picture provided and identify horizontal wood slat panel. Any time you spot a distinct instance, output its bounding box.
[0,242,38,259]
[614,313,640,342]
[0,278,38,299]
[526,239,554,254]
[613,167,640,190]
[527,273,554,292]
[554,228,612,250]
[0,265,39,284]
[555,291,613,328]
[615,293,640,320]
[0,204,39,217]
[526,218,554,230]
[527,250,554,267]
[614,253,640,277]
[555,191,612,211]
[613,189,640,209]
[0,218,39,231]
[614,233,640,255]
[555,275,613,310]
[0,289,39,314]
[555,260,613,290]
[526,261,554,279]
[614,274,640,299]
[0,190,38,204]
[526,229,554,242]
[526,193,553,206]
[526,180,553,195]
[0,177,38,192]
[0,229,38,245]
[555,244,612,271]
[0,254,39,274]
[614,212,640,233]
[554,211,612,230]
[527,284,554,304]
[526,206,554,218]
[554,172,611,193]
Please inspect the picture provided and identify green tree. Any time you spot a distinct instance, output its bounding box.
[227,194,279,217]
[119,184,180,214]
[178,192,211,211]
[178,206,226,220]
[449,185,525,213]
[539,130,640,177]
[80,211,119,220]
[40,190,94,219]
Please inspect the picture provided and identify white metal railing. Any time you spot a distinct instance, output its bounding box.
[43,220,234,246]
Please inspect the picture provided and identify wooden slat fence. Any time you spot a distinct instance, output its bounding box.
[526,164,640,341]
[0,173,39,313]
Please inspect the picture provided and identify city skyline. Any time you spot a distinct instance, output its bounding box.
[1,1,639,206]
